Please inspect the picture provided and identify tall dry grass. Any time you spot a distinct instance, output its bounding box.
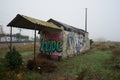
[91,42,120,51]
[0,43,40,58]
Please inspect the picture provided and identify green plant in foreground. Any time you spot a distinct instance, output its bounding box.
[90,39,94,46]
[4,47,23,70]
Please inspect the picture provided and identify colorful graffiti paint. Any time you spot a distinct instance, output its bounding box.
[75,36,84,53]
[68,34,74,46]
[62,31,85,57]
[67,34,84,52]
[40,31,63,55]
[39,30,87,58]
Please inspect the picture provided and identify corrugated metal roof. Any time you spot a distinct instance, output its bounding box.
[7,14,62,31]
[47,19,85,34]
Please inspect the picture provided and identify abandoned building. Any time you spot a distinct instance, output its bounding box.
[7,14,90,59]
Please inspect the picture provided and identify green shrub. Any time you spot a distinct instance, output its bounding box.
[90,39,94,47]
[4,47,23,70]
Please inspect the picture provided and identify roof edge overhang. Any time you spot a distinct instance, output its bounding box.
[7,14,62,31]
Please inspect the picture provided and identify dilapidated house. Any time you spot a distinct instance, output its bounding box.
[7,14,90,59]
[39,19,90,58]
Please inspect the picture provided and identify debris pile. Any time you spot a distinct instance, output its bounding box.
[27,53,57,73]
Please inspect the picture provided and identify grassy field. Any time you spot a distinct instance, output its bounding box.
[0,43,40,59]
[23,49,119,80]
[0,42,120,80]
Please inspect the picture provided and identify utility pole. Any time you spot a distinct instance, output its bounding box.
[85,8,87,32]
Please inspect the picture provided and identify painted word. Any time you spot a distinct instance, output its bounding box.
[40,31,63,54]
[40,40,62,54]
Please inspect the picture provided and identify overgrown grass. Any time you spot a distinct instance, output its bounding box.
[22,49,116,80]
[0,42,120,80]
[55,49,112,79]
[21,51,33,59]
[23,72,44,80]
[0,43,39,59]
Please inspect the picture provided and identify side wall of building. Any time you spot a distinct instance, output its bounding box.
[62,30,85,58]
[39,30,90,59]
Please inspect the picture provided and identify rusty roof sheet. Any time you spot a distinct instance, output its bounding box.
[7,14,62,31]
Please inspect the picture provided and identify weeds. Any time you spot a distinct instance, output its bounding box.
[0,42,120,80]
[26,53,57,73]
[108,48,120,69]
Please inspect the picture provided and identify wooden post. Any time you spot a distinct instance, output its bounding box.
[10,26,12,50]
[34,26,36,61]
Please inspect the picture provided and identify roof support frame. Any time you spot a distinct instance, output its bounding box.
[9,26,37,61]
[10,26,12,50]
[7,14,62,61]
[34,26,36,61]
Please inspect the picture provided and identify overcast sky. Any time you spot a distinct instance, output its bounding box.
[0,0,120,41]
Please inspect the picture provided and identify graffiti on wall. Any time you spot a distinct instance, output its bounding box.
[66,33,84,54]
[40,31,63,55]
[68,34,74,46]
[75,36,84,53]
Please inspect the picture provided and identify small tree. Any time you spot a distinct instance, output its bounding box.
[90,39,94,46]
[4,47,23,70]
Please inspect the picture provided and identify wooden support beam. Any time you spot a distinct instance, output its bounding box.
[10,26,12,50]
[34,26,36,61]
